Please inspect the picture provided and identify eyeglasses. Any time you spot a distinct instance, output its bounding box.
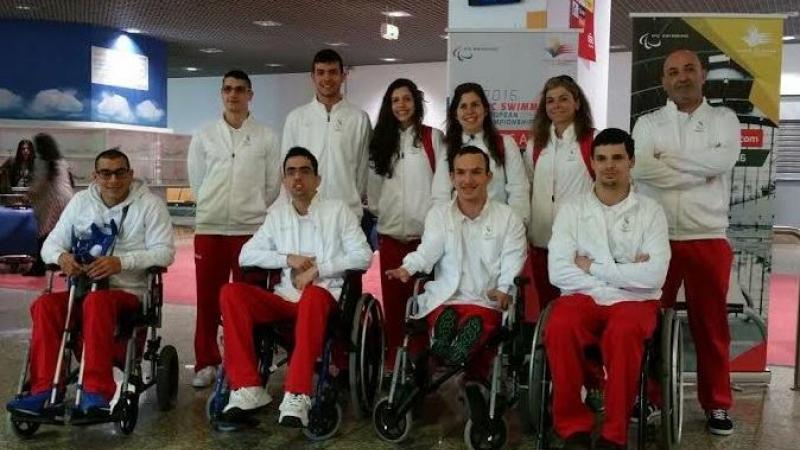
[284,167,314,177]
[221,85,250,94]
[96,168,130,180]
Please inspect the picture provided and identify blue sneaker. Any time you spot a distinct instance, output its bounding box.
[6,391,51,416]
[78,391,111,415]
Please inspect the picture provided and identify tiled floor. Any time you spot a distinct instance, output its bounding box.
[1,286,799,449]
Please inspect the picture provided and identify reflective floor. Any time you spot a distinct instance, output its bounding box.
[1,286,798,449]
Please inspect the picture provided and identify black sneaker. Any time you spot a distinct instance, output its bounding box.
[706,409,734,435]
[562,431,591,450]
[430,307,458,359]
[630,398,660,424]
[446,316,483,366]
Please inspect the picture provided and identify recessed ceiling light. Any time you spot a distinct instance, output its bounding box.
[382,11,412,18]
[265,63,284,67]
[324,42,348,47]
[609,44,627,50]
[783,35,797,41]
[440,34,449,40]
[184,67,200,72]
[253,20,282,27]
[380,58,400,62]
[124,28,142,34]
[199,48,223,53]
[15,5,32,11]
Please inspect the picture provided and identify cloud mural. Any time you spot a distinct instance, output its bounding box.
[96,92,135,122]
[0,88,23,111]
[135,100,165,122]
[27,89,83,117]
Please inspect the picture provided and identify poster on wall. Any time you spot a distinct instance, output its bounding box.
[448,30,578,149]
[630,14,784,374]
[570,0,596,61]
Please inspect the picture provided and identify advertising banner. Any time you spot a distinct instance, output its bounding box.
[630,14,784,375]
[448,30,579,149]
[570,0,596,61]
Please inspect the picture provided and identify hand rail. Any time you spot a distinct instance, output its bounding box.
[772,225,800,390]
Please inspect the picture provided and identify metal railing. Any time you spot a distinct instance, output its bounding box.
[772,225,800,390]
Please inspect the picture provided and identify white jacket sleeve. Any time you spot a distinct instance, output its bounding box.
[502,136,531,226]
[497,212,527,294]
[430,130,453,204]
[355,114,372,199]
[239,216,288,269]
[402,207,446,275]
[317,204,373,278]
[118,199,176,271]
[589,206,670,290]
[187,133,206,198]
[548,203,608,291]
[366,165,383,216]
[657,110,741,178]
[281,112,298,153]
[41,196,79,264]
[631,118,707,190]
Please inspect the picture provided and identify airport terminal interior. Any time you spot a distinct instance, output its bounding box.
[1,1,800,449]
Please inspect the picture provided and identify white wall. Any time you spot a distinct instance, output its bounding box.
[167,62,447,136]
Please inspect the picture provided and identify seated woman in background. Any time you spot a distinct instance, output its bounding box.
[0,139,36,193]
[25,134,74,276]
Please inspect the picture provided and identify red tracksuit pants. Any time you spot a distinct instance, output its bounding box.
[28,289,140,401]
[193,234,250,372]
[661,239,733,410]
[426,304,501,382]
[378,234,421,367]
[544,294,659,446]
[220,282,335,394]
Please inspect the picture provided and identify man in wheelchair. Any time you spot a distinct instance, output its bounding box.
[6,148,175,417]
[385,145,527,402]
[544,129,670,450]
[218,146,372,427]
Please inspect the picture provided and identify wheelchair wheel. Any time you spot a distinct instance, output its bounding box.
[372,397,413,443]
[115,392,139,435]
[156,345,179,411]
[303,402,342,441]
[659,309,684,449]
[349,294,384,419]
[526,305,552,448]
[8,414,40,439]
[464,417,508,450]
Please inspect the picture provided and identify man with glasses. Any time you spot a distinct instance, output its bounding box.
[6,148,175,416]
[216,146,371,427]
[282,49,371,220]
[187,69,282,388]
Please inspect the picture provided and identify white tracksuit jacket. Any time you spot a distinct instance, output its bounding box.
[41,179,175,298]
[631,99,741,240]
[548,190,670,305]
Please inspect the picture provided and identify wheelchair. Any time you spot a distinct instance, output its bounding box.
[8,264,179,438]
[525,302,684,450]
[372,275,530,450]
[206,268,384,441]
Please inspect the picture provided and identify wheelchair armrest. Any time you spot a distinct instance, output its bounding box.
[344,269,366,279]
[241,266,281,290]
[147,266,167,274]
[513,276,529,287]
[46,263,61,272]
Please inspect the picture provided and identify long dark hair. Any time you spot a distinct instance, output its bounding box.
[531,75,593,150]
[33,133,63,182]
[369,78,425,178]
[11,139,35,182]
[446,82,503,167]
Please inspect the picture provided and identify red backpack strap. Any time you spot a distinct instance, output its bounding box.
[579,128,596,180]
[494,134,505,165]
[421,126,435,172]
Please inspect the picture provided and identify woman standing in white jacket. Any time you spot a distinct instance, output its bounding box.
[524,75,595,311]
[441,83,530,226]
[367,78,449,366]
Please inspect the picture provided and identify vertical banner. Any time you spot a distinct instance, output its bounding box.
[630,14,784,375]
[570,0,596,61]
[448,30,578,149]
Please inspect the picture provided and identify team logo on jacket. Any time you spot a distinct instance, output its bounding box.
[621,216,632,232]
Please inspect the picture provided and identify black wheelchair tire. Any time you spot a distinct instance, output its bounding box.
[156,345,179,411]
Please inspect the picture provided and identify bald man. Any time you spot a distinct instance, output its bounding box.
[631,48,741,436]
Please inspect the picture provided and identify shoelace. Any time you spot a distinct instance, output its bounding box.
[285,394,309,408]
[710,409,729,420]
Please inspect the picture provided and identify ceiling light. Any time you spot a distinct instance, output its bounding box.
[381,23,399,40]
[380,58,400,62]
[124,28,142,34]
[440,34,449,40]
[199,48,223,53]
[15,5,32,11]
[324,42,348,47]
[184,67,200,72]
[265,63,284,67]
[609,44,627,51]
[783,35,797,41]
[253,20,281,27]
[382,11,412,18]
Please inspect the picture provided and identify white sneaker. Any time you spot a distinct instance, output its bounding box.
[278,392,312,428]
[192,366,216,388]
[223,386,272,413]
